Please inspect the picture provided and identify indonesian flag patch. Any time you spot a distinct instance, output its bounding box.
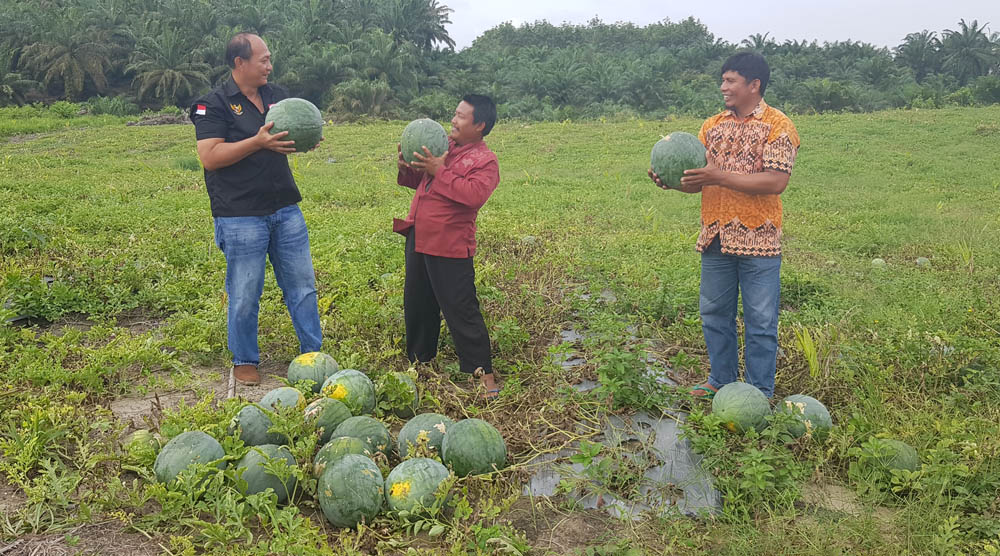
[195,104,206,116]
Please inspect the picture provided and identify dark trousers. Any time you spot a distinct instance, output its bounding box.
[404,231,492,374]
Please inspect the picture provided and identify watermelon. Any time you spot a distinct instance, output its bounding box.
[321,369,376,415]
[229,404,287,446]
[313,436,367,477]
[260,386,305,412]
[265,97,324,153]
[397,413,453,459]
[400,118,448,164]
[124,429,161,465]
[317,454,384,529]
[650,132,706,189]
[288,352,339,393]
[377,372,420,419]
[385,458,451,513]
[778,394,833,439]
[711,382,771,433]
[235,444,298,504]
[153,431,225,483]
[441,418,506,477]
[332,416,392,458]
[305,397,352,444]
[872,439,920,473]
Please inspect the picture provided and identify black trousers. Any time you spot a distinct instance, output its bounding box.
[404,231,492,374]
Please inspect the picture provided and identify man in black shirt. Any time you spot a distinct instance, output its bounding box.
[190,32,322,386]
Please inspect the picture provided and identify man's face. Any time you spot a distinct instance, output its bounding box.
[235,35,272,88]
[720,70,758,110]
[450,101,484,145]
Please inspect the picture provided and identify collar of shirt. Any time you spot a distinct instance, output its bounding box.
[447,138,485,158]
[723,99,767,121]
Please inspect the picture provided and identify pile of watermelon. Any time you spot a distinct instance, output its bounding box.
[144,351,509,530]
[710,382,834,439]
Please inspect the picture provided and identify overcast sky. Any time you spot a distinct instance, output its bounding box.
[445,0,998,50]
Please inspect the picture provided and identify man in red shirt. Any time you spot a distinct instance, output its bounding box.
[393,94,500,399]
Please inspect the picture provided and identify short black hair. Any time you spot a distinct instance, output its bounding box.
[225,32,256,69]
[462,94,497,136]
[721,52,771,96]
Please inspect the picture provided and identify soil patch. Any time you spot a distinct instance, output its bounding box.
[109,361,287,428]
[3,522,163,556]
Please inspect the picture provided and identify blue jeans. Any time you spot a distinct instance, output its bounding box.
[700,238,781,397]
[213,204,322,366]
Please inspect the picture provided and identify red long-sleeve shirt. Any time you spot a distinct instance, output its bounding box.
[392,139,500,258]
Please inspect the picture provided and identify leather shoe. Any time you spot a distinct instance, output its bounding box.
[233,364,260,386]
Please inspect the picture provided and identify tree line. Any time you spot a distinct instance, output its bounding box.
[1,0,998,119]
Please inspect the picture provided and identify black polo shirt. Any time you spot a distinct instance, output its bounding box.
[190,77,302,217]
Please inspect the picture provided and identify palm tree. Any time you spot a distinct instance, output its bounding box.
[379,0,456,51]
[19,13,112,99]
[0,48,38,105]
[127,27,210,106]
[347,29,419,93]
[940,19,997,85]
[741,32,776,54]
[894,30,941,82]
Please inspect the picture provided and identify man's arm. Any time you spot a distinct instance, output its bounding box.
[196,122,295,171]
[396,143,421,189]
[680,151,790,195]
[411,147,499,208]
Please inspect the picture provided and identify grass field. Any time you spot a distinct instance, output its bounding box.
[1,106,999,555]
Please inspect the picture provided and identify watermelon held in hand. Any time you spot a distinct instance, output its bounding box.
[401,118,448,164]
[778,394,833,439]
[711,382,771,433]
[397,413,453,459]
[260,386,305,412]
[265,97,324,153]
[304,397,352,444]
[229,404,287,446]
[385,457,451,513]
[332,416,392,458]
[313,436,368,477]
[650,131,706,189]
[288,352,339,393]
[153,431,226,483]
[317,454,384,529]
[441,418,506,477]
[234,444,298,504]
[321,369,376,415]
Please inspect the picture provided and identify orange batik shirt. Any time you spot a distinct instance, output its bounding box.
[696,100,800,256]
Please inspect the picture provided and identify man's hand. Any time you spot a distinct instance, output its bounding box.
[680,153,724,190]
[255,121,296,154]
[397,143,412,171]
[308,135,324,152]
[649,167,702,194]
[410,146,447,176]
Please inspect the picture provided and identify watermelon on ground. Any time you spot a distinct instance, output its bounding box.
[332,416,392,458]
[377,371,420,419]
[711,382,771,433]
[304,397,352,444]
[385,457,451,513]
[441,418,506,477]
[778,394,833,439]
[313,436,368,477]
[153,431,225,483]
[397,413,453,459]
[265,98,324,153]
[321,369,376,415]
[317,454,384,529]
[260,386,305,412]
[871,439,920,472]
[650,131,707,189]
[400,118,448,164]
[235,444,298,504]
[288,352,339,393]
[229,404,287,446]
